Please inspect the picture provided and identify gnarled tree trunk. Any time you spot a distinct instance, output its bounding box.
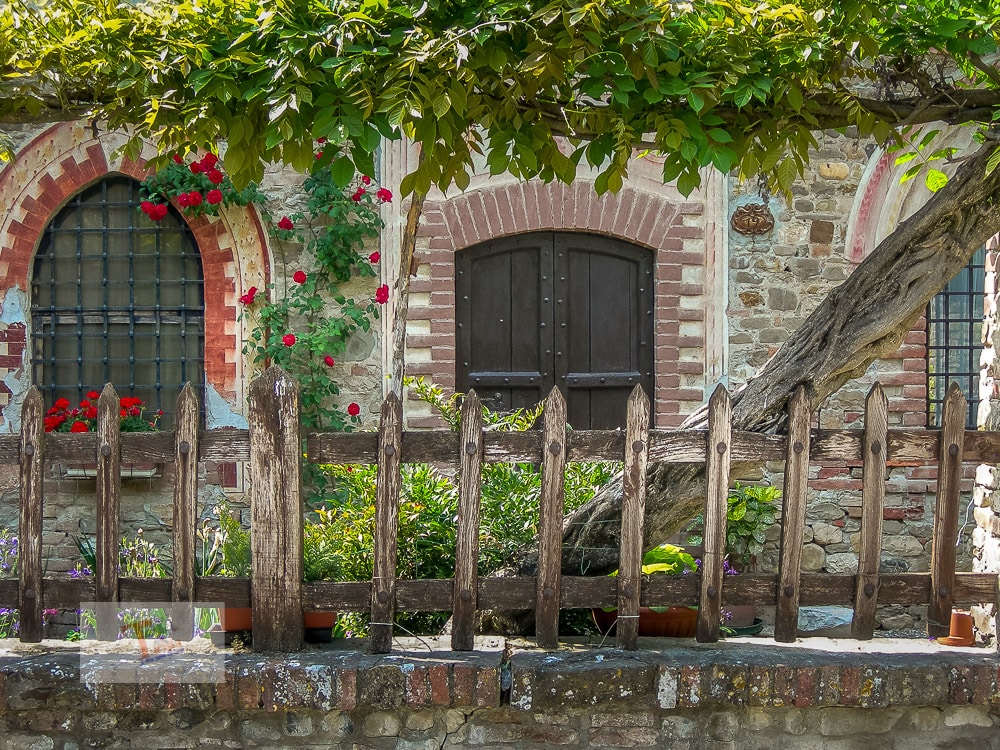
[485,141,1000,634]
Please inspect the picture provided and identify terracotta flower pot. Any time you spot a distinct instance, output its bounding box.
[593,606,698,638]
[219,607,252,632]
[304,611,338,643]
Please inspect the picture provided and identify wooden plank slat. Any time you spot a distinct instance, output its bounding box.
[617,385,650,650]
[536,387,567,649]
[698,385,731,643]
[248,367,304,652]
[96,384,121,641]
[17,388,44,643]
[775,386,812,642]
[452,391,484,651]
[171,383,200,640]
[370,392,403,654]
[928,382,967,638]
[852,384,888,640]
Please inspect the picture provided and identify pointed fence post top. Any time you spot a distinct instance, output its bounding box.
[708,382,731,409]
[22,386,42,413]
[381,390,402,418]
[251,365,299,399]
[545,385,566,410]
[98,382,119,404]
[177,381,199,409]
[461,390,483,421]
[627,383,649,408]
[945,380,967,406]
[865,382,887,405]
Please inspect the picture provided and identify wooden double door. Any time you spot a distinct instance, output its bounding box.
[456,232,654,429]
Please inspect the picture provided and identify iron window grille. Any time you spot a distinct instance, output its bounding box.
[30,176,205,429]
[927,246,985,428]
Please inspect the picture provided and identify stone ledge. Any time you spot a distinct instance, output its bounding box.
[0,636,996,715]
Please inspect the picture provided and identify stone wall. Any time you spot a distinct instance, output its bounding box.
[0,640,997,749]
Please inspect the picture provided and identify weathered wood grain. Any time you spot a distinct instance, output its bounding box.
[536,387,568,649]
[775,386,812,642]
[18,388,44,643]
[852,384,888,640]
[698,386,731,643]
[171,384,200,641]
[452,391,484,651]
[928,382,967,638]
[617,386,650,650]
[248,367,304,652]
[96,384,121,641]
[370,392,403,653]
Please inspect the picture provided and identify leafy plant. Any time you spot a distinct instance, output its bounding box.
[199,503,251,578]
[687,483,780,572]
[303,508,344,583]
[138,151,265,220]
[75,529,171,578]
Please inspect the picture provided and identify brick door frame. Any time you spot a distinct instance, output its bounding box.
[0,121,270,428]
[383,142,726,429]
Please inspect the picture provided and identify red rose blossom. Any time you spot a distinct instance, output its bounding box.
[316,137,327,144]
[189,162,203,174]
[188,191,203,206]
[140,201,153,214]
[293,270,307,284]
[282,333,296,347]
[315,151,323,160]
[207,169,224,184]
[149,204,169,221]
[351,187,365,202]
[239,286,258,305]
[277,216,294,230]
[201,152,219,169]
[361,175,371,185]
[347,402,360,417]
[324,355,335,367]
[172,153,183,164]
[369,251,380,264]
[375,284,389,304]
[376,188,393,203]
[70,421,89,433]
[207,189,223,205]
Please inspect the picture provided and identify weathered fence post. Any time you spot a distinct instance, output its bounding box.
[370,391,403,654]
[618,385,650,650]
[248,367,303,652]
[852,383,888,639]
[172,383,200,640]
[775,385,812,643]
[96,384,122,641]
[536,387,567,649]
[452,391,484,651]
[18,387,45,643]
[928,382,967,638]
[698,385,731,643]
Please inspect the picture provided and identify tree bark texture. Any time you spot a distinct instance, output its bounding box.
[493,142,1000,616]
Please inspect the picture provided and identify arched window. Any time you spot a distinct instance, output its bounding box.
[30,176,204,427]
[927,247,985,428]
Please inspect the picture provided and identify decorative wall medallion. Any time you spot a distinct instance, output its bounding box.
[731,203,775,236]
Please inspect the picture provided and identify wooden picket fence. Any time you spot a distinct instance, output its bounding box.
[1,365,998,652]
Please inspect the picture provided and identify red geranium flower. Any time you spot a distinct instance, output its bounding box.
[84,407,97,419]
[87,391,100,400]
[70,421,89,433]
[369,251,380,264]
[375,284,390,304]
[282,333,296,347]
[277,216,294,230]
[189,162,203,174]
[239,286,258,305]
[207,169,224,185]
[324,355,335,367]
[293,270,307,284]
[347,402,360,417]
[177,193,191,207]
[376,188,392,203]
[188,191,203,206]
[207,189,223,205]
[54,398,70,410]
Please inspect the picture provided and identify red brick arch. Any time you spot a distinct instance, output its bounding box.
[407,180,708,427]
[0,121,269,420]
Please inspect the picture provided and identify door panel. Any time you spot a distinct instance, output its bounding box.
[457,232,652,428]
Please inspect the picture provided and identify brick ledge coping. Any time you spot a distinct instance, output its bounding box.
[0,636,996,713]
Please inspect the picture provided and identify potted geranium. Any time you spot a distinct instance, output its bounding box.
[593,543,699,637]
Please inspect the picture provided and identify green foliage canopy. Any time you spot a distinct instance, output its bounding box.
[2,1,1000,194]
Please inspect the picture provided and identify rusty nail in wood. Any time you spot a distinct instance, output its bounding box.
[384,445,396,456]
[783,585,795,597]
[864,583,875,597]
[179,441,190,454]
[548,442,561,455]
[716,441,727,454]
[632,440,644,452]
[793,441,804,454]
[377,591,390,604]
[177,588,189,600]
[938,586,949,597]
[23,588,35,600]
[621,584,633,598]
[101,445,112,456]
[465,441,477,455]
[948,443,959,456]
[707,585,717,598]
[871,441,881,455]
[543,587,555,599]
[460,590,472,601]
[23,444,35,457]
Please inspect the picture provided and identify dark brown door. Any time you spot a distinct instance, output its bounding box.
[456,232,653,428]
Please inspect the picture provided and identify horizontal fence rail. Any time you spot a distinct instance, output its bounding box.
[2,368,998,652]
